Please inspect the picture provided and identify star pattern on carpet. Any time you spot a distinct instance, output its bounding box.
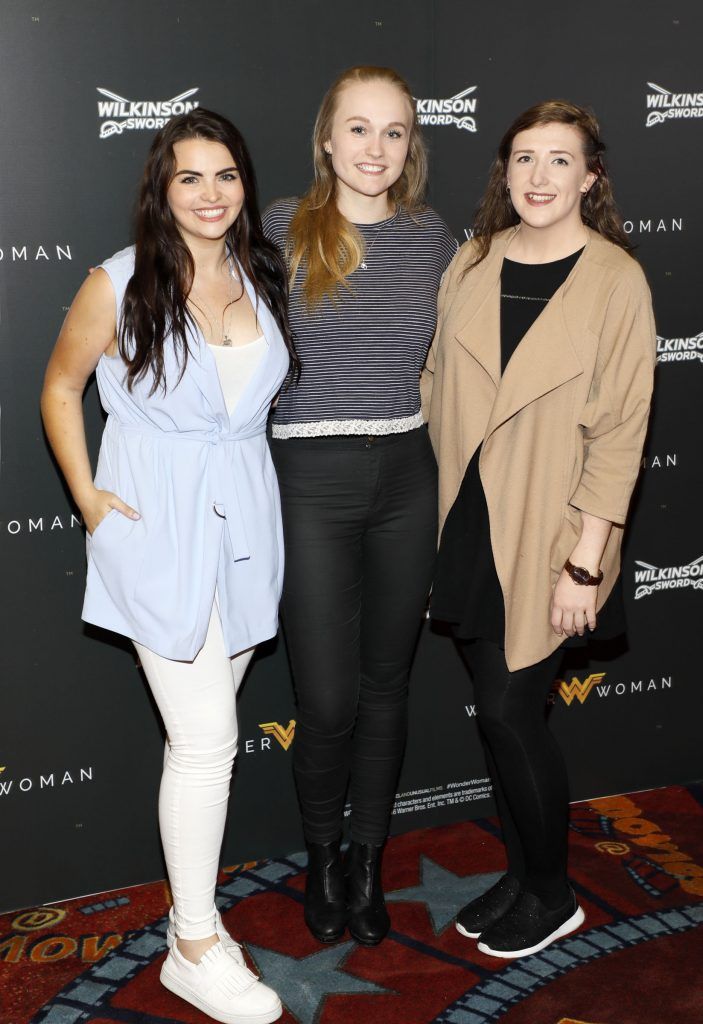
[387,856,503,933]
[246,939,393,1024]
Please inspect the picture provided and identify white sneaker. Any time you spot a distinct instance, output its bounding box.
[160,940,282,1024]
[166,907,246,967]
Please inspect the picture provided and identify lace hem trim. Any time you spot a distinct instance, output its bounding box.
[271,412,425,439]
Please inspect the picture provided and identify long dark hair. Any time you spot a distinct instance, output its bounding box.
[120,108,297,392]
[466,100,631,272]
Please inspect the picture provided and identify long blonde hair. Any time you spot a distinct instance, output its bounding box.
[289,66,428,307]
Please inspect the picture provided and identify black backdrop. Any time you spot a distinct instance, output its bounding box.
[1,0,701,914]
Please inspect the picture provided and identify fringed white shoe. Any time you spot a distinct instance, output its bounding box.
[160,940,282,1024]
[166,907,246,966]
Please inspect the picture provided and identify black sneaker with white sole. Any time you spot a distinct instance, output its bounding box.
[477,890,585,959]
[455,874,521,939]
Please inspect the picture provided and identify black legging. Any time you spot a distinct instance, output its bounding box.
[270,428,437,845]
[456,638,570,908]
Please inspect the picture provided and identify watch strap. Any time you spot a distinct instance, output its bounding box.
[564,558,604,586]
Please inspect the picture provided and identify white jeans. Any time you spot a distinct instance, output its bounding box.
[134,606,253,940]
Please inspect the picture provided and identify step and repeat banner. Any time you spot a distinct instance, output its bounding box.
[1,0,701,912]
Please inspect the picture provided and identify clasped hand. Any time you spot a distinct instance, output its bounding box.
[550,569,597,637]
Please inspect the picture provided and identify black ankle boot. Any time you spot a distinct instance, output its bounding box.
[345,840,390,946]
[304,840,347,942]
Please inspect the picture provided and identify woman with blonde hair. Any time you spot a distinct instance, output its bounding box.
[263,65,456,946]
[424,100,655,959]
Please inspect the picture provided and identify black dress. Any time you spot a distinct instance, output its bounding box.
[430,249,625,648]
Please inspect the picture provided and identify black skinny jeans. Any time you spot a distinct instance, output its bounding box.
[456,639,570,908]
[270,428,437,845]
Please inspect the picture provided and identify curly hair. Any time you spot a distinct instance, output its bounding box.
[466,99,631,272]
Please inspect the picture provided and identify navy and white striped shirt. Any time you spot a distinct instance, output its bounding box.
[263,197,457,437]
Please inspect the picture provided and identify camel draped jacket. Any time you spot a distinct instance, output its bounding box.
[421,227,656,672]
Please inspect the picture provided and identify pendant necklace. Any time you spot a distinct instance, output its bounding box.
[188,262,242,346]
[221,280,235,345]
[359,207,398,270]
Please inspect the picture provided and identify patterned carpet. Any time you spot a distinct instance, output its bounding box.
[2,784,702,1024]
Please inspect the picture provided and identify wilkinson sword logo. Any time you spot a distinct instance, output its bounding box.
[415,86,478,131]
[97,87,199,139]
[645,82,703,126]
[656,331,703,364]
[634,556,703,599]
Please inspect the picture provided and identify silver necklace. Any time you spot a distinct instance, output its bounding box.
[359,208,398,270]
[500,293,548,302]
[188,264,242,346]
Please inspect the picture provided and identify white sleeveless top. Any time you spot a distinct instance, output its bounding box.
[208,336,267,415]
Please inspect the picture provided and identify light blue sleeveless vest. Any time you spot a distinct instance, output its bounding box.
[82,246,290,660]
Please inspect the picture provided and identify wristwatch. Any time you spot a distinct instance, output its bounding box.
[564,559,603,586]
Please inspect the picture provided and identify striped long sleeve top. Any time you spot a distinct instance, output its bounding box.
[263,197,457,438]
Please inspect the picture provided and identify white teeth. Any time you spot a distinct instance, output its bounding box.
[357,164,385,173]
[527,193,555,203]
[195,208,225,219]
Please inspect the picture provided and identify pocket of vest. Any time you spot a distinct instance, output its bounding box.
[88,507,121,541]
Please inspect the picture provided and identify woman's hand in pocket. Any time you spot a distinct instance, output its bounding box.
[81,488,140,536]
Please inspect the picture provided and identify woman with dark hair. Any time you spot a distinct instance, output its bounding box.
[424,100,655,959]
[41,109,293,1023]
[263,66,456,946]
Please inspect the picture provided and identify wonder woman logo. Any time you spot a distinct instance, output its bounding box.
[558,1019,607,1024]
[555,673,606,706]
[258,721,296,751]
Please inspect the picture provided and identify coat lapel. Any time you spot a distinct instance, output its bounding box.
[449,228,603,441]
[187,326,229,424]
[452,231,514,389]
[485,287,583,438]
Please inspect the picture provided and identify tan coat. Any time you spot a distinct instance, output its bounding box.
[422,227,656,671]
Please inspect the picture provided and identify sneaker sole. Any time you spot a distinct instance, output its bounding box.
[455,922,481,939]
[477,904,585,959]
[160,967,283,1024]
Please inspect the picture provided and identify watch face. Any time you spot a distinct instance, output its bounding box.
[572,565,591,585]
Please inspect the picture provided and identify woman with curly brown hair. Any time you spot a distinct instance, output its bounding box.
[424,100,655,959]
[263,66,456,946]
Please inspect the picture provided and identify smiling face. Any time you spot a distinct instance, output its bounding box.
[506,123,597,238]
[324,79,413,219]
[166,138,244,247]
